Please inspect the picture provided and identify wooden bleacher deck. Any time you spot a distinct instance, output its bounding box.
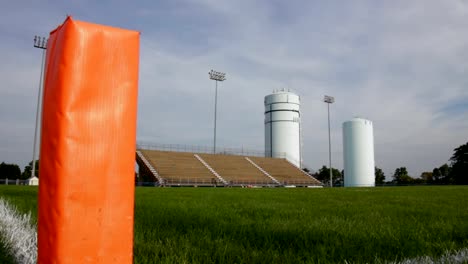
[138,150,218,186]
[136,149,322,187]
[198,154,274,185]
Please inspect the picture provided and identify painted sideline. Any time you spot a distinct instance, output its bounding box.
[0,198,37,264]
[393,248,468,264]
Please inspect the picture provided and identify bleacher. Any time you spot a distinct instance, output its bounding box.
[198,154,275,185]
[136,149,322,187]
[249,157,322,186]
[138,150,219,186]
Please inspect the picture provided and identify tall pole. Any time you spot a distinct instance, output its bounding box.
[213,80,218,154]
[327,103,332,187]
[32,36,47,179]
[209,70,226,154]
[323,95,335,187]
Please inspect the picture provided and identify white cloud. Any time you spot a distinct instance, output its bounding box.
[0,0,467,179]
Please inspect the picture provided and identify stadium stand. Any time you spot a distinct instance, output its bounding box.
[136,149,322,187]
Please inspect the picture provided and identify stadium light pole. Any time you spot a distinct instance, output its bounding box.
[31,35,47,179]
[209,70,226,154]
[323,95,335,187]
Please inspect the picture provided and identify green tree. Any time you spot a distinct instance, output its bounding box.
[317,166,342,186]
[449,142,468,184]
[0,162,22,179]
[393,167,413,184]
[375,167,386,184]
[439,164,451,183]
[22,160,39,179]
[432,167,441,183]
[431,164,452,184]
[420,172,433,183]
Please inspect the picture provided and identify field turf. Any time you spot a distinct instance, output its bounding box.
[0,186,467,263]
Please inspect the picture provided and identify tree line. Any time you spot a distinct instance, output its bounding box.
[308,141,468,186]
[2,142,467,184]
[0,160,39,180]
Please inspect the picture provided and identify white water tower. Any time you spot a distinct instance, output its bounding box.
[264,89,301,167]
[342,117,375,187]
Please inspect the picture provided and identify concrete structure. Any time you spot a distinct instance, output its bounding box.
[343,117,375,187]
[27,176,39,186]
[264,89,301,167]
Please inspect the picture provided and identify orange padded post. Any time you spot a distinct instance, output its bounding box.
[38,17,139,263]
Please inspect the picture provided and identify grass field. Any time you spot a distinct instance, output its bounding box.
[0,186,467,263]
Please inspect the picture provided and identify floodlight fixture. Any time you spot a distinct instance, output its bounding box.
[34,35,48,50]
[209,70,226,82]
[323,95,335,104]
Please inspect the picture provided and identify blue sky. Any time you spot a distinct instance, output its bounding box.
[1,0,467,179]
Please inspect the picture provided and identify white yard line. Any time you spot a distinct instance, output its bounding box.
[362,248,468,264]
[394,248,468,264]
[0,198,37,264]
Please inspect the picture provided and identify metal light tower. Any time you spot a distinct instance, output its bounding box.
[209,69,226,154]
[31,35,47,179]
[323,95,335,187]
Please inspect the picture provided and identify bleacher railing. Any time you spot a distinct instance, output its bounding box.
[136,142,287,158]
[135,178,322,187]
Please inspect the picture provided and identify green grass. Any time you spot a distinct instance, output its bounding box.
[0,186,38,218]
[0,243,16,264]
[1,186,468,263]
